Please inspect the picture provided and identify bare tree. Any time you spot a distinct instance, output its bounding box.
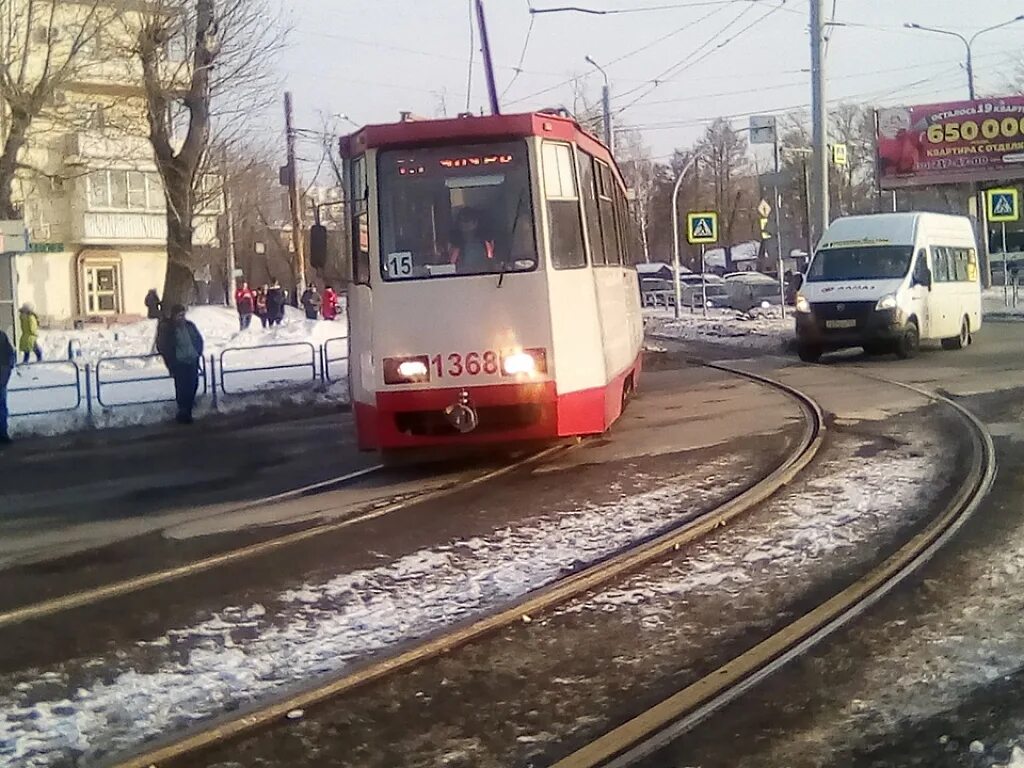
[125,0,285,308]
[616,127,656,262]
[0,0,111,218]
[697,118,755,262]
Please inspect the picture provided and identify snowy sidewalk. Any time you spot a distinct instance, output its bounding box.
[7,306,349,439]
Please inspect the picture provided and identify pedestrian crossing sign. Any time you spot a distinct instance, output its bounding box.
[687,212,719,244]
[987,188,1019,222]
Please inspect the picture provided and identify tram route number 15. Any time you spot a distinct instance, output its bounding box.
[387,252,414,278]
[431,352,500,377]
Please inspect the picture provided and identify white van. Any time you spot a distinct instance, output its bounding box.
[794,213,982,362]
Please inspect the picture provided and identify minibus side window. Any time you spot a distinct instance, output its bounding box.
[913,250,930,285]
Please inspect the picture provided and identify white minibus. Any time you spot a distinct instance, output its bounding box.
[794,213,982,362]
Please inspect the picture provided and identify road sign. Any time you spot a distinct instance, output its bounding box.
[757,199,772,218]
[831,143,848,166]
[750,115,777,145]
[687,212,718,245]
[987,188,1020,222]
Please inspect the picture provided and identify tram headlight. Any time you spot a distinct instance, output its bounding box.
[502,349,547,376]
[384,356,430,384]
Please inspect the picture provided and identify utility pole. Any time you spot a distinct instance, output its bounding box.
[809,0,829,246]
[222,149,237,309]
[284,91,307,295]
[773,134,786,318]
[586,55,613,152]
[475,0,501,115]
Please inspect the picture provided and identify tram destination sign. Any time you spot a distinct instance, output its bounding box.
[876,96,1024,189]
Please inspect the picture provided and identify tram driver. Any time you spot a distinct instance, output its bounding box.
[449,207,497,273]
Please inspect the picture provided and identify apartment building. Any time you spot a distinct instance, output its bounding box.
[4,2,221,327]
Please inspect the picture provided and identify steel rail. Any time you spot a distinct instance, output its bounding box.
[551,372,996,768]
[106,363,825,768]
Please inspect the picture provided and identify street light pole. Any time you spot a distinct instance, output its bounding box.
[671,155,700,319]
[585,55,613,152]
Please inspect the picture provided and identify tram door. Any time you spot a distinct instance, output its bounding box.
[0,252,14,342]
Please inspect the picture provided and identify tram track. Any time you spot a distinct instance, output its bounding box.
[0,449,563,630]
[100,362,825,768]
[549,371,996,768]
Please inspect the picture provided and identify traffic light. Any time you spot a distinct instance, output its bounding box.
[310,224,328,269]
[760,217,773,241]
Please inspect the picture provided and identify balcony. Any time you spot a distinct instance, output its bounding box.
[72,210,217,248]
[65,132,154,166]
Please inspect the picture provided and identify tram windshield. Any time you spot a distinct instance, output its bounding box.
[378,142,538,280]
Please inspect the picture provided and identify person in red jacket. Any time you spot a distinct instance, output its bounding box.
[235,281,255,330]
[321,285,339,320]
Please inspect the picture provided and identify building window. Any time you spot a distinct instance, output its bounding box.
[88,170,168,212]
[82,261,122,315]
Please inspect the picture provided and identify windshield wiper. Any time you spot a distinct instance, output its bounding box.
[498,190,526,288]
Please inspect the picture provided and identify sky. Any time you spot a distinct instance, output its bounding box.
[267,0,1024,173]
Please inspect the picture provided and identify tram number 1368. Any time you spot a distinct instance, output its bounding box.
[431,352,500,377]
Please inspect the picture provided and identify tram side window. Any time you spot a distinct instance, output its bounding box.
[542,142,586,269]
[350,155,371,284]
[578,152,606,265]
[596,163,621,265]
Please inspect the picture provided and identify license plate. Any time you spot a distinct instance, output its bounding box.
[825,319,857,329]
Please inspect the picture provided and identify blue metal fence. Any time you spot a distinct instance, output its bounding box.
[95,354,209,408]
[6,361,82,417]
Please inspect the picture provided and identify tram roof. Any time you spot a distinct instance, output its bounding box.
[340,111,617,169]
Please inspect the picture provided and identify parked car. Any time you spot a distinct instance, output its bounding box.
[681,282,730,309]
[724,272,783,312]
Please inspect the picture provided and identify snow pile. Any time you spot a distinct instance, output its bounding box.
[8,306,349,437]
[0,458,751,766]
[645,306,793,353]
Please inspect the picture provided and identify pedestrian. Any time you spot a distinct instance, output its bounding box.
[266,280,286,326]
[301,284,322,320]
[235,281,255,330]
[0,328,14,445]
[144,289,162,320]
[255,285,269,328]
[17,304,42,364]
[322,285,339,321]
[156,305,204,425]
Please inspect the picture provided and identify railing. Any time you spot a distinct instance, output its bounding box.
[322,337,349,383]
[219,341,317,395]
[96,354,208,408]
[8,338,351,429]
[6,361,82,417]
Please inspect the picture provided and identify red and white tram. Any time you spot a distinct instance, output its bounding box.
[338,111,644,452]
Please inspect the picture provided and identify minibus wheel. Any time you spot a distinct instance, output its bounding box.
[797,344,823,363]
[941,317,970,351]
[896,320,920,359]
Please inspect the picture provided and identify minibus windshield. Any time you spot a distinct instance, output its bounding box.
[807,246,914,282]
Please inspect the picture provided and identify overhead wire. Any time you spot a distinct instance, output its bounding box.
[612,0,791,114]
[501,1,538,100]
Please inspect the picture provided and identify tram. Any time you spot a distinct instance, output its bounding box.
[337,110,644,452]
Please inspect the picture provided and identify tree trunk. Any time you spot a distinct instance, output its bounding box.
[162,183,195,311]
[0,112,31,220]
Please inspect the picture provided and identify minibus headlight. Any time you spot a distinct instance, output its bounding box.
[384,356,430,384]
[875,295,898,311]
[502,349,547,376]
[795,294,811,314]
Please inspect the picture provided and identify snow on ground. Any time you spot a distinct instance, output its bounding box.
[644,306,793,353]
[0,457,751,767]
[6,306,349,437]
[984,287,1024,319]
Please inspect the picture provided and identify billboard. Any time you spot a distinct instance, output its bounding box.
[877,97,1024,189]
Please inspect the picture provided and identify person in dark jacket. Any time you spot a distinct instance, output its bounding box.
[300,284,321,320]
[156,305,204,424]
[144,289,162,320]
[266,280,286,326]
[0,329,15,444]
